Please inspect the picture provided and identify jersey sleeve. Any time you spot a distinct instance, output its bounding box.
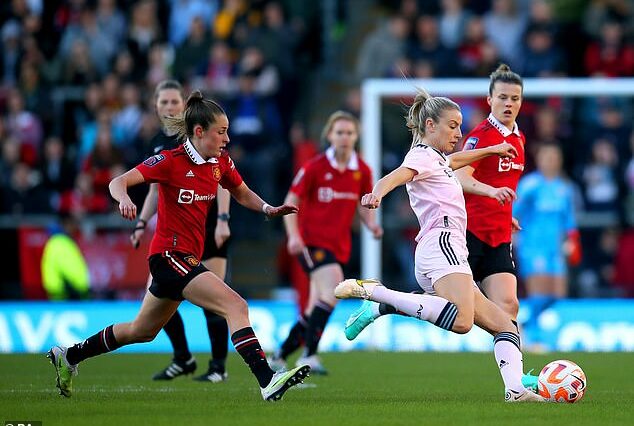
[401,148,433,181]
[462,128,492,170]
[219,156,243,189]
[135,152,172,184]
[290,162,314,198]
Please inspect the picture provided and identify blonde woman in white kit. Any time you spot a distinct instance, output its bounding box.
[335,87,545,403]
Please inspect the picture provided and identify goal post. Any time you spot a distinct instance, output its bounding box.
[360,77,634,280]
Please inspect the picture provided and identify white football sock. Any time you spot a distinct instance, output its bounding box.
[370,286,457,330]
[494,332,525,392]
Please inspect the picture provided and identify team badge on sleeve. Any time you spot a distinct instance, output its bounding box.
[143,154,165,166]
[464,137,479,150]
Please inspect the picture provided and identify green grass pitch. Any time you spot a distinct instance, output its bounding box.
[1,352,632,426]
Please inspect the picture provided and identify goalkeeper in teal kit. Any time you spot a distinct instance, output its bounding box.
[513,143,580,348]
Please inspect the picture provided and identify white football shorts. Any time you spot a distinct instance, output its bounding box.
[414,227,473,295]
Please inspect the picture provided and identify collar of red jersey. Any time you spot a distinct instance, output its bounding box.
[487,114,520,137]
[184,139,219,165]
[325,146,359,170]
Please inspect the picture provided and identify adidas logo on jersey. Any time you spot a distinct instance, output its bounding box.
[186,170,195,177]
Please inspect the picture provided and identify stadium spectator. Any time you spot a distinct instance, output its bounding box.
[95,0,126,48]
[125,0,162,78]
[517,24,564,77]
[59,38,99,85]
[337,87,543,402]
[130,80,234,383]
[57,4,117,76]
[406,14,456,77]
[355,15,409,80]
[457,16,502,77]
[224,68,284,211]
[199,40,238,99]
[513,143,580,348]
[578,138,620,213]
[0,19,21,86]
[172,16,212,82]
[47,90,310,401]
[5,88,42,166]
[168,0,217,47]
[269,111,382,375]
[37,136,76,210]
[584,19,634,77]
[483,0,527,68]
[438,0,472,49]
[58,171,110,215]
[1,161,50,214]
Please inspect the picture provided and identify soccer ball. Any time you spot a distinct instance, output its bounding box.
[537,360,587,403]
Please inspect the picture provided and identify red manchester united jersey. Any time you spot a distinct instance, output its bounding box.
[290,147,373,263]
[462,114,526,247]
[136,140,243,258]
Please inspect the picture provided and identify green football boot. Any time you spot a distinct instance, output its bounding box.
[47,346,78,397]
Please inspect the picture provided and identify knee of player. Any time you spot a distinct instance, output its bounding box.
[452,315,474,334]
[504,297,519,318]
[228,294,249,317]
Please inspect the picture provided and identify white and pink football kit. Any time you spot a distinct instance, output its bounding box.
[401,144,473,294]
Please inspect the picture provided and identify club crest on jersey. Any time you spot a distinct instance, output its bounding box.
[143,154,165,167]
[212,165,221,181]
[464,137,478,150]
[184,255,200,267]
[353,171,361,181]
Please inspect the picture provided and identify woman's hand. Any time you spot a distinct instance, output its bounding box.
[491,142,518,158]
[487,186,517,205]
[118,196,137,220]
[361,193,381,209]
[265,203,299,217]
[215,219,231,248]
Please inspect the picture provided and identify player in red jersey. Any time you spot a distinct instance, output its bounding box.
[131,80,233,382]
[269,111,383,374]
[455,64,525,322]
[47,91,310,401]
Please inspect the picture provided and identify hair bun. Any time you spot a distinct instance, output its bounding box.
[186,90,204,106]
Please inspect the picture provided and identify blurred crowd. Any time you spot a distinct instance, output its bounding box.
[0,0,322,221]
[0,0,633,298]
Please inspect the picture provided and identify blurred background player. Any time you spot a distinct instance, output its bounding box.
[131,80,233,382]
[513,143,581,349]
[48,90,310,401]
[269,111,382,374]
[336,87,543,402]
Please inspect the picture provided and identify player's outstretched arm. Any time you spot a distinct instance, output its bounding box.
[455,166,517,205]
[229,182,299,217]
[362,167,416,210]
[448,142,517,170]
[109,168,145,220]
